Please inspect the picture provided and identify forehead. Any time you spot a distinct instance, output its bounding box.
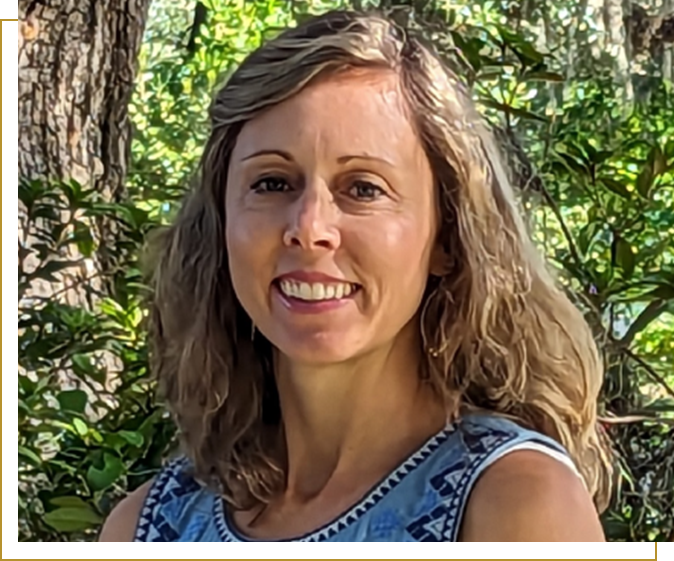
[231,69,423,161]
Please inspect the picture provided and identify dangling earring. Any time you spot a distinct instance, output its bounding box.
[251,320,256,342]
[420,285,443,359]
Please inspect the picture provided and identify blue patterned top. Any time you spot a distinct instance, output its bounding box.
[134,413,571,542]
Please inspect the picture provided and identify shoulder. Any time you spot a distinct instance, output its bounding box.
[460,449,605,541]
[98,479,154,542]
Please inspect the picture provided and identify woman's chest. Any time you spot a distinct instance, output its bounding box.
[229,486,374,541]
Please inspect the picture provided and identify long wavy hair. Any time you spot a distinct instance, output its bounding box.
[148,9,612,510]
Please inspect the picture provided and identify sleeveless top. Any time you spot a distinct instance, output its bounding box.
[134,413,577,542]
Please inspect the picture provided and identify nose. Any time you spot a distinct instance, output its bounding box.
[282,183,340,251]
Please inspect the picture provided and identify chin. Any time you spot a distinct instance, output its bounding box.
[272,330,363,366]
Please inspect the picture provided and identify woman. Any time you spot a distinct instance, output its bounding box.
[101,9,611,542]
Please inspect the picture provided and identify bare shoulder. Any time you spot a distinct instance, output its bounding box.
[98,479,154,542]
[460,449,605,542]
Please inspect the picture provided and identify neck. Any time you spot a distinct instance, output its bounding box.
[273,319,446,501]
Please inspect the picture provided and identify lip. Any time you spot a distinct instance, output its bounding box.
[272,283,357,315]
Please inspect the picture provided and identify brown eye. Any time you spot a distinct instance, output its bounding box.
[251,176,291,193]
[349,180,384,201]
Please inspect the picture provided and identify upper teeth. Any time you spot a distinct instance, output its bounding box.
[279,280,355,301]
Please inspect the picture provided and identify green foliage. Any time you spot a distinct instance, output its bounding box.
[18,178,176,541]
[18,0,673,542]
[432,1,674,541]
[541,87,674,542]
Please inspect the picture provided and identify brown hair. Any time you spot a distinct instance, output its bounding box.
[148,9,612,510]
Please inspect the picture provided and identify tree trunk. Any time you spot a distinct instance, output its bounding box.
[18,0,149,192]
[602,0,634,103]
[662,0,673,80]
[18,0,151,305]
[18,0,151,400]
[18,4,154,539]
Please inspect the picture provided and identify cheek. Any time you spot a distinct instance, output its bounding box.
[226,210,280,299]
[348,214,434,294]
[227,212,257,255]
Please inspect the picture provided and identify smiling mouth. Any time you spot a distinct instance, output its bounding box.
[274,278,361,302]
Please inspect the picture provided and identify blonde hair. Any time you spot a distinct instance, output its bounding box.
[149,9,612,510]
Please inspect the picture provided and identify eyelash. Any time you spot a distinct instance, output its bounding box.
[251,176,290,193]
[250,176,386,201]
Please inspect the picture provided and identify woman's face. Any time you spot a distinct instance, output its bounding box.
[226,69,439,365]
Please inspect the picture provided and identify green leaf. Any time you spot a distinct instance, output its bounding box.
[46,458,78,475]
[650,144,668,177]
[118,430,144,447]
[30,204,60,223]
[57,390,88,414]
[554,151,589,176]
[19,375,37,396]
[600,178,631,199]
[615,238,636,278]
[496,26,521,46]
[648,284,674,300]
[665,137,674,157]
[577,221,603,255]
[86,453,124,491]
[72,354,94,375]
[64,178,83,201]
[643,398,674,413]
[636,145,667,198]
[524,70,564,82]
[43,506,102,533]
[72,353,106,384]
[73,221,96,257]
[105,433,128,453]
[635,163,653,198]
[495,27,545,65]
[591,150,614,165]
[480,99,547,122]
[138,409,164,440]
[19,445,42,467]
[602,518,633,541]
[18,399,31,416]
[50,496,90,509]
[515,43,545,66]
[450,31,482,71]
[509,106,547,123]
[72,418,88,436]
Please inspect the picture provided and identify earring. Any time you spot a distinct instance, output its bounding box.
[251,320,256,342]
[420,285,444,359]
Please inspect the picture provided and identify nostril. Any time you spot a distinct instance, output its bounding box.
[282,213,340,250]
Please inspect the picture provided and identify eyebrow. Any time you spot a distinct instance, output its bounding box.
[239,150,394,167]
[337,154,394,167]
[240,149,294,162]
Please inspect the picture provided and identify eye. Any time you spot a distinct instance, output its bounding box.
[349,180,385,201]
[251,176,291,193]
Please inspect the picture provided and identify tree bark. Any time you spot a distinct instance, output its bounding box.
[660,0,673,80]
[603,0,634,102]
[18,0,151,305]
[18,0,149,192]
[18,0,151,400]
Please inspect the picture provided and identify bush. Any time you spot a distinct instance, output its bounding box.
[18,179,177,541]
